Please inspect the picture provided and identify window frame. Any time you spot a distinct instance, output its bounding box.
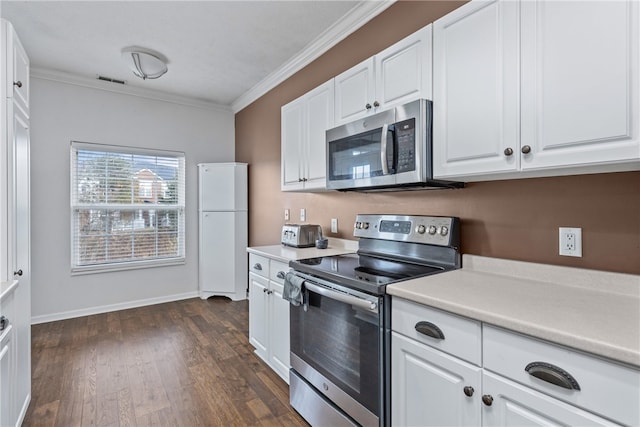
[70,141,186,275]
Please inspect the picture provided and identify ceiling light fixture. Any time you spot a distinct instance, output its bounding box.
[121,47,168,80]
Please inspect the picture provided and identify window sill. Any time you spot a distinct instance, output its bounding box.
[71,258,186,276]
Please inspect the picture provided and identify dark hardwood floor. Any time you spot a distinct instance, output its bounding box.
[24,297,309,426]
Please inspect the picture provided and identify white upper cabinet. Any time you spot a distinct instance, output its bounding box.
[520,0,639,170]
[433,0,640,180]
[433,0,519,178]
[6,24,29,117]
[335,26,432,125]
[281,79,334,191]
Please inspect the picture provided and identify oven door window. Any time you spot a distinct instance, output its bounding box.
[328,127,395,181]
[291,288,380,415]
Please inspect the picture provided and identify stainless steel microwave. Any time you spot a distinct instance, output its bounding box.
[326,99,463,191]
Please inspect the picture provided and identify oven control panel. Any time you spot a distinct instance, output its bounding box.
[354,214,458,247]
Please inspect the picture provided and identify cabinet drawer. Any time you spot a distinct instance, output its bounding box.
[269,260,289,284]
[392,298,481,366]
[249,254,270,278]
[483,325,640,426]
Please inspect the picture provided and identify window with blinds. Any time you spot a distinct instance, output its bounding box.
[70,142,185,273]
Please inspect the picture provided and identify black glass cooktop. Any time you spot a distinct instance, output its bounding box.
[289,253,448,296]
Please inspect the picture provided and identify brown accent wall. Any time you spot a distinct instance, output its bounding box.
[236,1,640,275]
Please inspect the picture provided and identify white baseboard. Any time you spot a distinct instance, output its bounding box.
[30,291,199,324]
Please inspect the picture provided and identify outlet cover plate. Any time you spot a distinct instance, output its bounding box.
[559,227,582,257]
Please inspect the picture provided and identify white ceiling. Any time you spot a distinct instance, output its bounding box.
[1,1,391,111]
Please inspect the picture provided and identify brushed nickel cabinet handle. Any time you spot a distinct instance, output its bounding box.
[463,386,474,397]
[504,147,514,156]
[253,263,262,271]
[482,395,493,406]
[525,361,580,390]
[521,145,532,154]
[14,81,22,88]
[414,321,445,340]
[14,269,23,276]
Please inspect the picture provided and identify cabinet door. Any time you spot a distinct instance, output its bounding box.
[520,0,640,170]
[303,79,334,190]
[376,26,432,111]
[0,326,14,427]
[391,332,481,427]
[249,273,269,360]
[482,371,620,426]
[7,23,29,117]
[281,98,305,190]
[334,57,375,125]
[268,280,290,383]
[432,0,520,179]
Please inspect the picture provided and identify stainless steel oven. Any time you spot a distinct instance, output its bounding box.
[288,214,461,427]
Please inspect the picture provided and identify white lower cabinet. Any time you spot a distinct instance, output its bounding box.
[482,371,618,426]
[392,332,481,426]
[391,298,638,427]
[248,254,290,383]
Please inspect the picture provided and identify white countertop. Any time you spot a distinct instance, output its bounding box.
[247,237,357,263]
[387,255,640,368]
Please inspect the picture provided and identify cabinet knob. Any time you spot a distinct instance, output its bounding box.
[13,81,22,88]
[365,103,372,110]
[253,263,262,271]
[267,290,273,295]
[521,145,532,154]
[373,101,380,108]
[277,271,286,279]
[263,288,268,293]
[14,269,23,277]
[463,386,474,397]
[0,316,8,331]
[504,147,514,156]
[482,395,494,406]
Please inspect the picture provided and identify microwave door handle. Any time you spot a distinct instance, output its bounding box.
[381,124,389,175]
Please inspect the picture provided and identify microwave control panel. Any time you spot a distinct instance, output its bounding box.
[395,118,416,173]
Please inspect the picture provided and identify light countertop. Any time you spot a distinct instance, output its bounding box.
[247,238,357,263]
[387,255,640,368]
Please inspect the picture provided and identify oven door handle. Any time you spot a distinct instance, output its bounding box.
[304,282,378,312]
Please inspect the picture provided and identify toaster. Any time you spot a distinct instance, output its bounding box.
[281,224,322,248]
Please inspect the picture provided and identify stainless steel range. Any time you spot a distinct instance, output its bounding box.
[287,214,461,427]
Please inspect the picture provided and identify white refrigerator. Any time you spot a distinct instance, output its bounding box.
[198,162,248,301]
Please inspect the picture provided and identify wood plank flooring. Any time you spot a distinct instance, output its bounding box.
[24,297,309,427]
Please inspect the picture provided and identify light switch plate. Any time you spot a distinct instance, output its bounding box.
[300,208,306,222]
[331,218,338,233]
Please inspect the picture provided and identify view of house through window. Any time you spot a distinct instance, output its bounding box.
[70,142,185,272]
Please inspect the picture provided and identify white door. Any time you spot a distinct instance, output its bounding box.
[334,57,376,125]
[520,0,640,170]
[391,332,481,427]
[376,26,432,110]
[432,0,520,179]
[281,98,305,190]
[248,273,269,360]
[198,163,247,212]
[482,371,619,426]
[268,280,290,383]
[303,79,334,190]
[200,212,236,294]
[10,103,30,421]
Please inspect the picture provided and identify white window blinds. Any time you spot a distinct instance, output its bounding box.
[70,142,185,273]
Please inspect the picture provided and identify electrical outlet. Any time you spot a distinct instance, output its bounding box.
[559,227,582,257]
[331,218,338,233]
[284,209,290,221]
[300,208,306,222]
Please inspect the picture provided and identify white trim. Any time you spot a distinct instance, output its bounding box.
[30,291,199,324]
[31,67,232,113]
[71,258,186,275]
[231,0,396,113]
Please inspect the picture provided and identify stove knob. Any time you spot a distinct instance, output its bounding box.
[355,222,361,229]
[362,222,369,230]
[428,225,437,235]
[416,225,426,234]
[440,226,449,236]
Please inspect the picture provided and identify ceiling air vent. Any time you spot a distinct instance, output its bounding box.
[97,75,126,85]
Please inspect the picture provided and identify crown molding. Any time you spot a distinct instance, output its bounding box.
[31,67,233,113]
[231,0,395,113]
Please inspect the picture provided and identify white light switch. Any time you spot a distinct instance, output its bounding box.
[331,218,338,233]
[300,208,306,222]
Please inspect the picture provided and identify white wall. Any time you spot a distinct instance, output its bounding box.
[30,77,235,322]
